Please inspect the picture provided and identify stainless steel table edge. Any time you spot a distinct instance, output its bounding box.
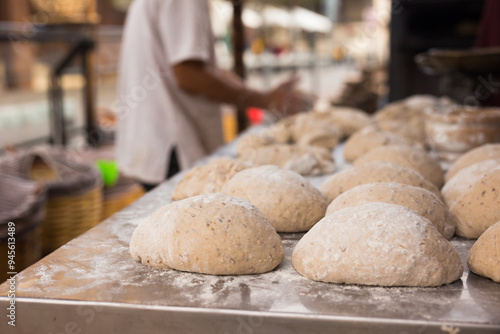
[1,296,498,334]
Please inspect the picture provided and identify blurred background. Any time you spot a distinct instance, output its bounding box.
[0,0,489,149]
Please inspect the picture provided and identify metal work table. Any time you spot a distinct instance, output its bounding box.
[1,142,499,333]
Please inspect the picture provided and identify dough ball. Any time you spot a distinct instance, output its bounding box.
[442,158,500,207]
[130,193,284,275]
[236,132,277,157]
[238,143,335,176]
[326,182,456,239]
[292,202,463,287]
[344,126,408,162]
[172,158,249,200]
[445,144,500,182]
[320,162,442,203]
[291,113,342,150]
[467,221,500,283]
[354,144,444,188]
[312,106,372,137]
[450,168,500,239]
[375,119,425,145]
[221,165,328,232]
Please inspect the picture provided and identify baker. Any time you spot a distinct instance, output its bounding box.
[115,0,314,190]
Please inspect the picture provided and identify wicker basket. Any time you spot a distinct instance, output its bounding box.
[0,173,47,283]
[0,146,103,255]
[102,179,145,220]
[66,146,145,221]
[29,0,99,24]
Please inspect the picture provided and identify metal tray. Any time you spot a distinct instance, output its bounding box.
[1,142,499,333]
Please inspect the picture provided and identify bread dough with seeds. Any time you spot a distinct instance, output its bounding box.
[354,144,444,188]
[326,182,456,239]
[292,202,463,287]
[467,221,500,283]
[172,157,249,200]
[311,107,372,138]
[320,161,442,203]
[442,158,500,207]
[344,126,408,162]
[291,113,342,149]
[450,168,500,239]
[238,143,335,176]
[222,165,328,232]
[445,144,500,182]
[130,193,284,275]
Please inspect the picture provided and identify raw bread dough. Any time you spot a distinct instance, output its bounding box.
[292,202,463,287]
[320,161,442,203]
[442,158,500,207]
[171,157,248,200]
[445,144,500,182]
[467,221,500,283]
[450,168,500,239]
[326,182,456,239]
[238,143,335,176]
[375,119,425,145]
[130,193,284,275]
[236,132,278,157]
[221,165,327,232]
[354,144,444,188]
[291,113,342,149]
[311,107,372,138]
[344,125,408,162]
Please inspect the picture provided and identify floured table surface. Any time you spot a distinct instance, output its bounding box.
[1,139,499,334]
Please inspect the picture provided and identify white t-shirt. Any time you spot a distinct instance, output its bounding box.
[115,0,224,184]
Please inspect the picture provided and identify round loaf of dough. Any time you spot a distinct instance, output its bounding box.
[326,182,456,239]
[442,158,500,207]
[311,107,372,137]
[236,132,277,157]
[450,168,500,239]
[467,221,500,283]
[292,202,463,287]
[354,144,444,188]
[172,158,248,201]
[238,143,335,176]
[291,113,342,149]
[221,165,327,232]
[445,144,500,182]
[344,126,408,162]
[129,193,284,275]
[320,162,442,203]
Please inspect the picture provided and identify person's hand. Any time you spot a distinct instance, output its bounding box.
[265,76,315,118]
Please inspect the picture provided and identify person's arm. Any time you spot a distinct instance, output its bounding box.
[172,60,313,116]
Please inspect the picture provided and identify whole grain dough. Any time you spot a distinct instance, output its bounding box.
[238,143,335,176]
[320,162,442,203]
[292,202,463,286]
[467,221,500,283]
[450,168,500,239]
[311,107,372,138]
[221,165,327,232]
[445,144,500,182]
[129,193,284,275]
[442,158,500,207]
[344,126,408,162]
[171,158,249,201]
[291,113,342,149]
[354,144,444,188]
[326,182,456,239]
[236,132,278,157]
